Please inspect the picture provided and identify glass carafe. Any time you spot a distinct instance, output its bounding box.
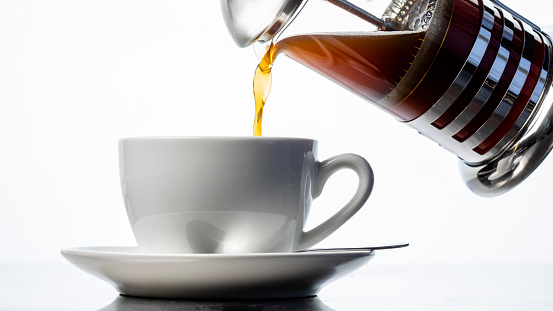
[220,0,553,197]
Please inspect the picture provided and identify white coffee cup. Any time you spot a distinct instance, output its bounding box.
[119,137,374,254]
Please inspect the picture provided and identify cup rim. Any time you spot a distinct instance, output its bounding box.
[118,136,317,143]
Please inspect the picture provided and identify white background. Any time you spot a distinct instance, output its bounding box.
[1,0,552,264]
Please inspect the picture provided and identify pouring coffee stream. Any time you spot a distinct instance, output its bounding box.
[221,0,553,197]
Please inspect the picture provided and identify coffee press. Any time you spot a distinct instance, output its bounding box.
[220,0,553,197]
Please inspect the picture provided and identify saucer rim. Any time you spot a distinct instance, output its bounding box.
[60,246,374,258]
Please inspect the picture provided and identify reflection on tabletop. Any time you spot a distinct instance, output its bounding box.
[98,295,335,311]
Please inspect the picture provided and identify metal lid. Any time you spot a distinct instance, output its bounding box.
[220,0,306,48]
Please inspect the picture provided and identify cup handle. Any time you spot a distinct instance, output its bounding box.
[297,153,374,250]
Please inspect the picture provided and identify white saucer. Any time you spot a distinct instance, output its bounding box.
[61,246,375,299]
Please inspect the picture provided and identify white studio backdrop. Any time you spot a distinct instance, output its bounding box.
[1,0,552,264]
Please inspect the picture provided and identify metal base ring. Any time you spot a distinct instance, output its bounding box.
[459,78,553,197]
